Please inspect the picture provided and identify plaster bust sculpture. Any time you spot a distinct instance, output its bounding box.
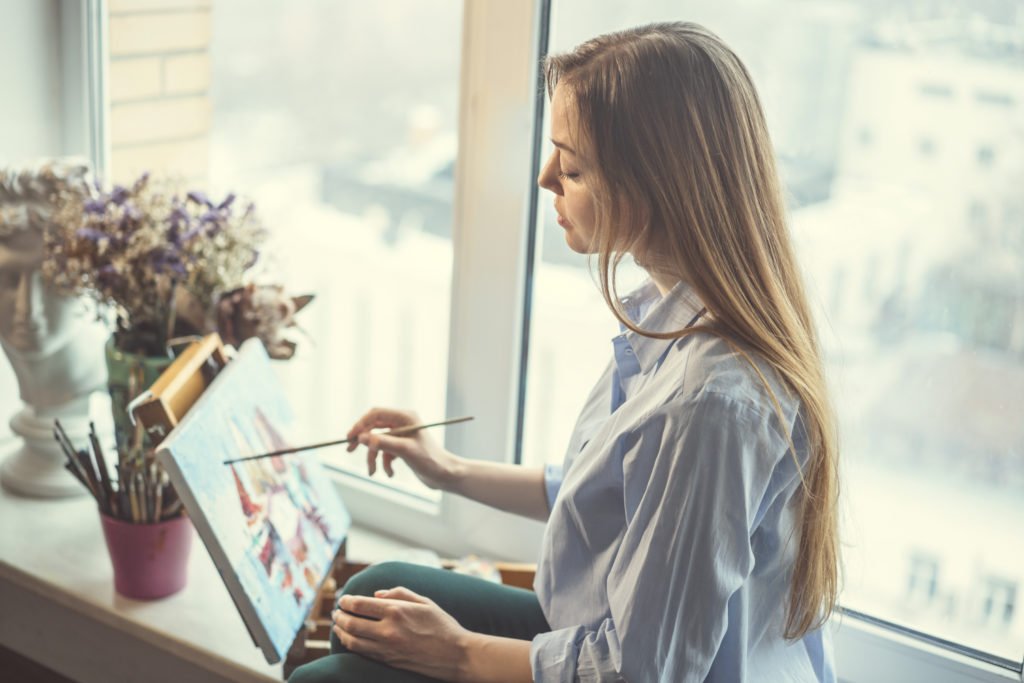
[0,160,110,497]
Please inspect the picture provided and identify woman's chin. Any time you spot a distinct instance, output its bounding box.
[563,230,595,255]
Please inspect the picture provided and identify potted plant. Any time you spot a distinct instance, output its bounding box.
[43,172,312,450]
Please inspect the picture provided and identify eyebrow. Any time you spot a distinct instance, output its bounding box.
[551,138,576,154]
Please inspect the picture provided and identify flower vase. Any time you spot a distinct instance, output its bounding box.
[104,337,174,449]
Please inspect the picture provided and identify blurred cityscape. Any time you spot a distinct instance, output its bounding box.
[202,0,1023,662]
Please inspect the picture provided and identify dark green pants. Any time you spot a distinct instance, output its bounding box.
[287,561,551,683]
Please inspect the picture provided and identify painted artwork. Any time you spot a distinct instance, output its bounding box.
[157,339,350,664]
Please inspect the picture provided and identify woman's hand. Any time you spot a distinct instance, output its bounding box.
[346,407,462,490]
[332,587,471,681]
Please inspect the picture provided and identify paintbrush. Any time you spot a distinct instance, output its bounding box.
[221,416,474,465]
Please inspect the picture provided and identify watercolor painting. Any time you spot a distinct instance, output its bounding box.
[157,339,350,664]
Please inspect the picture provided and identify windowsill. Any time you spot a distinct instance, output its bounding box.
[0,436,415,683]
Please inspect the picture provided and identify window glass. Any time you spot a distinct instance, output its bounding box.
[106,0,464,498]
[521,0,1024,661]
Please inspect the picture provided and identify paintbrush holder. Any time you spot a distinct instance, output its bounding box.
[100,512,194,600]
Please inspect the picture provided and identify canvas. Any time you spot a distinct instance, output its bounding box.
[157,338,350,664]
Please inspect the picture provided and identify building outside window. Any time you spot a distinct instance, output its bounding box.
[520,0,1024,667]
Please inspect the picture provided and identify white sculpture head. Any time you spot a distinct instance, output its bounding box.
[0,229,86,359]
[0,160,106,409]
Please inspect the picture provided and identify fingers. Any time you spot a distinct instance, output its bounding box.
[346,407,418,453]
[333,607,386,641]
[337,594,391,619]
[366,447,377,477]
[375,586,432,605]
[370,433,413,455]
[360,433,413,477]
[332,623,384,658]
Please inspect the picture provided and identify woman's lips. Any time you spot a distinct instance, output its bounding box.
[556,213,571,228]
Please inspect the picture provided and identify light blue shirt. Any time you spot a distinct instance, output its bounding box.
[530,279,835,683]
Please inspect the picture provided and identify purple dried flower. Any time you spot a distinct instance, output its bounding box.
[182,225,204,241]
[168,203,190,242]
[110,185,130,205]
[187,191,212,207]
[75,227,108,241]
[131,172,151,193]
[120,204,142,231]
[150,249,187,277]
[44,171,276,358]
[83,198,107,214]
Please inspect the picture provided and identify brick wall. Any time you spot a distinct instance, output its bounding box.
[107,0,212,186]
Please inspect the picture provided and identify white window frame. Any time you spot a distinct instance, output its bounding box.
[61,0,109,173]
[834,616,1022,683]
[75,1,1024,680]
[320,0,549,563]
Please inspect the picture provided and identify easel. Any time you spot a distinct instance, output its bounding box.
[128,333,231,445]
[130,334,538,679]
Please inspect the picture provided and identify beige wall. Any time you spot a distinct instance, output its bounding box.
[0,0,63,164]
[107,0,212,186]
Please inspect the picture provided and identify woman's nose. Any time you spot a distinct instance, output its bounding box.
[537,152,562,195]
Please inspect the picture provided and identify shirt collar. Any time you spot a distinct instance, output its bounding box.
[617,279,705,375]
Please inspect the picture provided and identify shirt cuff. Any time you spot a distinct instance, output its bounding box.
[530,625,584,683]
[543,463,563,510]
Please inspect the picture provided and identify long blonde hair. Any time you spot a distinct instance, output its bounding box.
[545,22,840,639]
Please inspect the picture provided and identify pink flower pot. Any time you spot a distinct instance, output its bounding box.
[100,513,193,600]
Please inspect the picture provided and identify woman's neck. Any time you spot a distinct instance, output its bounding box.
[647,270,681,297]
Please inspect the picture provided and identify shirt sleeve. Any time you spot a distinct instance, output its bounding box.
[543,463,564,511]
[530,389,791,683]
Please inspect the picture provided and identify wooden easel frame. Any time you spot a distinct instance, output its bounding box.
[129,333,230,445]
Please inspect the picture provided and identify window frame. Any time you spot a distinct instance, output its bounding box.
[319,0,550,562]
[78,0,1024,680]
[62,0,109,173]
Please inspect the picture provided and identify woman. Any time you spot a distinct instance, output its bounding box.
[290,21,839,683]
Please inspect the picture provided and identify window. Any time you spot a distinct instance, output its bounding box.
[78,0,1024,679]
[519,0,1024,674]
[104,0,464,501]
[980,577,1017,628]
[906,552,940,606]
[978,145,996,167]
[919,83,954,99]
[100,0,544,561]
[976,90,1014,107]
[918,136,937,157]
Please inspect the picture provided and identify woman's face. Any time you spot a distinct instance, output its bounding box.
[537,84,597,254]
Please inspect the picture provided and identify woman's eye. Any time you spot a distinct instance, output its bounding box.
[558,171,580,182]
